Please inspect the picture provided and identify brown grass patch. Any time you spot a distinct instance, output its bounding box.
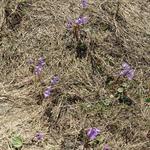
[0,0,150,149]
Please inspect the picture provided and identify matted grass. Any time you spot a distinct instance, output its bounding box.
[0,0,150,149]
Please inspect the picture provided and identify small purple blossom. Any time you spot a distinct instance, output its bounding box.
[67,16,88,30]
[37,57,45,67]
[66,18,73,30]
[120,62,135,80]
[87,128,100,140]
[81,0,88,8]
[34,57,45,75]
[44,86,52,98]
[51,75,59,85]
[75,16,88,25]
[35,132,44,141]
[35,65,43,75]
[103,144,110,150]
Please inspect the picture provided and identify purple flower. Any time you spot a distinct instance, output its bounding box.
[66,18,73,30]
[87,128,100,140]
[103,144,110,150]
[38,57,45,67]
[120,62,135,80]
[66,16,88,30]
[35,65,43,75]
[75,16,88,25]
[81,0,88,8]
[34,57,45,75]
[51,75,59,85]
[44,86,52,98]
[35,132,44,141]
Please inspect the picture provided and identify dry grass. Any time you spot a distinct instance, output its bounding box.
[0,0,150,149]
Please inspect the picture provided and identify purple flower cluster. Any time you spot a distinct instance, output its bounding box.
[87,128,100,140]
[44,86,52,98]
[51,75,59,85]
[86,128,111,149]
[38,57,45,66]
[67,16,88,30]
[44,75,59,98]
[34,57,45,75]
[75,16,88,25]
[120,62,135,80]
[66,0,88,29]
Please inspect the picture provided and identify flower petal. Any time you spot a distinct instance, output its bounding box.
[87,128,100,140]
[44,87,52,98]
[81,0,88,8]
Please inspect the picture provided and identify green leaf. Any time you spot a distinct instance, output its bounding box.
[11,135,23,148]
[144,98,150,103]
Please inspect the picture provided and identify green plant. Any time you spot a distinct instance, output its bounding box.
[144,98,150,103]
[11,135,23,149]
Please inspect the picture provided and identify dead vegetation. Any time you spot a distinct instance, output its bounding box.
[0,0,150,149]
